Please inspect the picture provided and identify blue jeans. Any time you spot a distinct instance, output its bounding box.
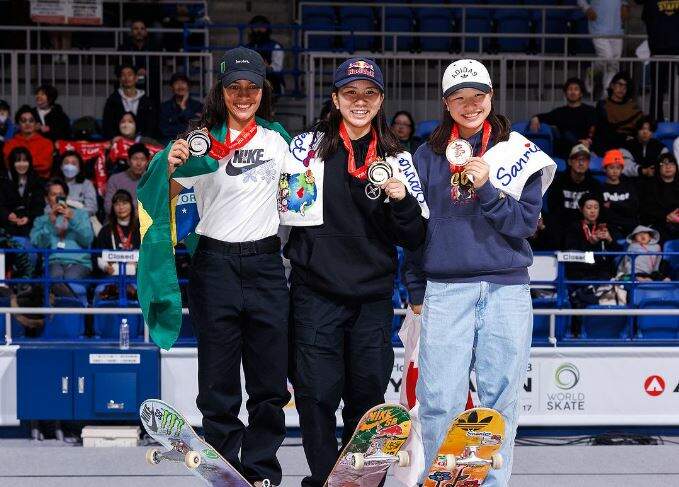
[417,281,533,487]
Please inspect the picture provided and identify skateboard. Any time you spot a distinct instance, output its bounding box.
[423,408,504,487]
[140,399,268,487]
[325,403,411,487]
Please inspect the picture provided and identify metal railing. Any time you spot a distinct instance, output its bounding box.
[0,49,214,121]
[305,53,679,126]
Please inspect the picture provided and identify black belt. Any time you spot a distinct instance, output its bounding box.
[197,235,280,256]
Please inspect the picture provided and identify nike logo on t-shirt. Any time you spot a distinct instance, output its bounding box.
[224,149,272,176]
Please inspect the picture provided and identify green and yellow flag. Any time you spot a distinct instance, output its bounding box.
[137,118,291,350]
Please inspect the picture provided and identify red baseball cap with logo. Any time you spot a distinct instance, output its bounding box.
[603,149,624,167]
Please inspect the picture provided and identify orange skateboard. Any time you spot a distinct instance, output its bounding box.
[423,408,504,486]
[325,403,411,487]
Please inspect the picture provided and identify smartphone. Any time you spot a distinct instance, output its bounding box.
[56,196,67,207]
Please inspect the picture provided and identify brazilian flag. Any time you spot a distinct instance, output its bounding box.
[137,118,291,350]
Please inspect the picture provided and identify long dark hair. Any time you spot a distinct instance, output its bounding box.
[57,150,86,184]
[428,104,511,156]
[314,89,403,161]
[108,189,140,236]
[183,80,273,138]
[7,147,37,184]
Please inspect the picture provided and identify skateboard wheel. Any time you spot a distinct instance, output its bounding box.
[185,451,202,469]
[145,448,162,465]
[397,451,410,467]
[261,480,271,487]
[491,453,503,470]
[445,454,456,470]
[348,452,365,470]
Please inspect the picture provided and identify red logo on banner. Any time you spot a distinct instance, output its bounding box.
[644,375,666,396]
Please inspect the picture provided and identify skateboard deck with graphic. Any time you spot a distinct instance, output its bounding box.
[423,408,504,487]
[325,403,411,487]
[140,399,265,487]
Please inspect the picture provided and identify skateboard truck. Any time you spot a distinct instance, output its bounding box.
[445,446,503,470]
[347,451,410,470]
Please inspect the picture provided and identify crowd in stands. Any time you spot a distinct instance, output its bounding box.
[1,59,679,336]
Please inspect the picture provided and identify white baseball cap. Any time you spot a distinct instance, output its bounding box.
[442,59,493,98]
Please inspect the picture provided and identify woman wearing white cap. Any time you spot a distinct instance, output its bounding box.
[403,59,542,486]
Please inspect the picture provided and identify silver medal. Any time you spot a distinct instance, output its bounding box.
[367,161,393,186]
[446,139,474,183]
[365,183,381,200]
[186,130,211,157]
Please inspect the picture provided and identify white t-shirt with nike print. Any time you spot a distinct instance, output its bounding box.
[174,126,289,243]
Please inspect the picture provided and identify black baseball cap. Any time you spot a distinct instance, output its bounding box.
[333,57,384,91]
[219,46,266,88]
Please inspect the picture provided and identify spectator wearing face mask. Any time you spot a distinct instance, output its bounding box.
[33,84,71,141]
[246,15,285,95]
[158,73,203,143]
[0,147,45,237]
[102,63,158,140]
[104,143,150,213]
[56,150,98,218]
[3,106,54,179]
[108,111,161,174]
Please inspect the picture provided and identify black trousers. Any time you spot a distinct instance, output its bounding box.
[650,59,678,122]
[290,280,394,487]
[188,235,290,484]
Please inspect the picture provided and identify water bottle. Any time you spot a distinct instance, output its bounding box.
[119,318,129,350]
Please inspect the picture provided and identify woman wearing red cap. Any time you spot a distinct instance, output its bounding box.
[282,57,428,487]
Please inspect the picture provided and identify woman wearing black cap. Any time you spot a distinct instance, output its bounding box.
[166,46,291,487]
[281,57,428,487]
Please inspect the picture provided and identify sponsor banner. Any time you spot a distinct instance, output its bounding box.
[161,347,679,427]
[30,0,103,25]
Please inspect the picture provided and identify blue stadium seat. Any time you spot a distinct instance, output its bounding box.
[43,297,86,339]
[633,283,679,306]
[637,298,679,339]
[656,123,679,151]
[664,239,679,279]
[462,9,493,53]
[532,297,568,343]
[581,305,631,339]
[512,121,528,133]
[589,155,603,172]
[417,8,454,52]
[659,134,678,152]
[92,299,142,340]
[385,7,415,51]
[340,7,375,52]
[568,10,594,54]
[532,9,569,54]
[415,120,439,139]
[525,129,554,157]
[494,10,531,52]
[8,236,38,269]
[553,157,566,172]
[302,6,337,51]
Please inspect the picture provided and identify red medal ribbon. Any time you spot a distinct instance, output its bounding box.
[115,224,134,250]
[208,118,258,160]
[448,120,492,175]
[339,121,380,181]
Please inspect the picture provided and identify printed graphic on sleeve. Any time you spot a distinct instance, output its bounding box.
[278,170,317,215]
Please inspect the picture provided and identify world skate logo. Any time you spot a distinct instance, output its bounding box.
[554,363,580,390]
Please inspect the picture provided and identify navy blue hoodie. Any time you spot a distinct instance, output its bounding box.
[404,130,543,304]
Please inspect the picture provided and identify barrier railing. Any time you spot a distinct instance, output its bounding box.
[0,49,214,121]
[305,53,679,127]
[3,248,679,345]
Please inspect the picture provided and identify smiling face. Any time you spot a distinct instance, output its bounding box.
[114,198,132,221]
[222,80,262,128]
[332,80,384,134]
[444,88,492,135]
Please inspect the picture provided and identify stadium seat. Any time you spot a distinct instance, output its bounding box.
[553,157,566,172]
[656,123,679,151]
[637,298,679,339]
[589,155,603,172]
[415,120,439,139]
[533,9,569,54]
[385,7,415,51]
[416,8,454,52]
[632,283,679,306]
[92,299,142,340]
[302,6,337,51]
[529,255,558,289]
[494,10,531,53]
[42,297,86,339]
[340,7,375,52]
[663,239,679,279]
[581,305,631,339]
[513,121,554,156]
[462,9,493,53]
[532,297,568,343]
